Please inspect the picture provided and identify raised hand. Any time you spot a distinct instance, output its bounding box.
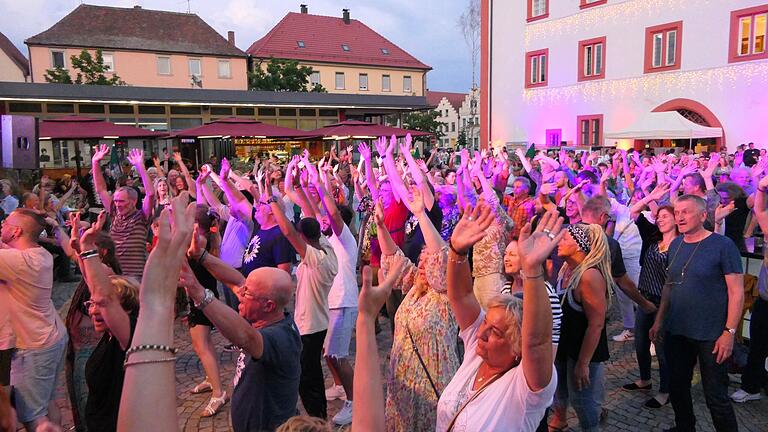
[358,143,372,161]
[92,144,110,163]
[79,210,107,249]
[415,159,428,173]
[387,135,397,155]
[374,198,386,226]
[715,202,736,223]
[449,203,494,254]
[647,182,671,200]
[127,148,145,168]
[187,224,208,260]
[219,158,231,181]
[758,172,768,191]
[539,182,554,196]
[358,266,392,318]
[399,134,411,156]
[374,136,387,156]
[403,186,424,215]
[517,210,565,273]
[599,168,612,185]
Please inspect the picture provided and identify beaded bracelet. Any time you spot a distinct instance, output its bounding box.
[125,344,178,357]
[123,357,176,370]
[79,249,99,260]
[520,270,545,280]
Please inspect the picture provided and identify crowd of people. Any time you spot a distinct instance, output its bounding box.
[0,136,767,432]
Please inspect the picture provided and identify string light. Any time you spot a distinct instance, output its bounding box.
[522,62,768,105]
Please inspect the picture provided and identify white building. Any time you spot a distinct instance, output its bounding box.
[427,91,465,148]
[481,0,768,152]
[458,88,481,149]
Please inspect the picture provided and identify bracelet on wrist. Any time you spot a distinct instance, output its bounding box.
[79,249,99,260]
[760,187,768,193]
[520,270,545,280]
[448,240,468,257]
[197,249,208,265]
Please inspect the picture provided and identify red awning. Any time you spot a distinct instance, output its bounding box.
[308,120,433,140]
[171,117,317,139]
[39,116,165,140]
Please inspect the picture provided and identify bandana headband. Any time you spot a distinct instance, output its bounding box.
[568,224,592,254]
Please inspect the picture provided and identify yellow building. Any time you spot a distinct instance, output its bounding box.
[247,6,431,96]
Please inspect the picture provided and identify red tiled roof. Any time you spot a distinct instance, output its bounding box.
[426,91,466,111]
[25,4,245,57]
[247,12,431,70]
[0,31,29,77]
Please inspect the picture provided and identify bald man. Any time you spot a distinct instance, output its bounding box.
[181,256,301,432]
[0,208,67,431]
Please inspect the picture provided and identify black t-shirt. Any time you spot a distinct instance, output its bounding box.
[724,197,749,252]
[240,225,295,277]
[231,313,302,432]
[635,213,661,268]
[607,235,627,278]
[744,148,760,167]
[85,314,137,432]
[403,203,443,265]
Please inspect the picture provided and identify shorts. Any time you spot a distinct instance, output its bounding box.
[323,307,358,359]
[187,287,220,328]
[11,334,68,423]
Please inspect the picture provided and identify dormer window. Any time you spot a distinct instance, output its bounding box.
[341,44,350,52]
[297,40,305,48]
[381,48,389,55]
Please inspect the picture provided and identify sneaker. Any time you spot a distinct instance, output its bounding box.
[730,389,762,403]
[325,384,346,401]
[612,329,635,342]
[650,342,657,357]
[333,400,353,425]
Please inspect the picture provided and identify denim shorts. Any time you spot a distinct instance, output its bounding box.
[11,334,68,423]
[323,307,357,359]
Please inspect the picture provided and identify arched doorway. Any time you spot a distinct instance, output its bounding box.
[652,98,725,151]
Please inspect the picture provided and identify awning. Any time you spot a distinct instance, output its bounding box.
[170,117,316,139]
[39,115,166,140]
[308,120,433,140]
[604,111,723,140]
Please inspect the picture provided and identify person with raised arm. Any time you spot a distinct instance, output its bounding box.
[91,145,155,279]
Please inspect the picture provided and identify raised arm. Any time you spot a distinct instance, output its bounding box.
[359,143,380,202]
[90,144,113,209]
[126,149,155,219]
[400,134,435,211]
[216,159,253,222]
[403,186,444,252]
[264,179,307,258]
[315,166,345,237]
[373,199,398,257]
[381,136,409,203]
[172,152,196,200]
[629,182,670,220]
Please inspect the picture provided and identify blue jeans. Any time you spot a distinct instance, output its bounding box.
[10,334,68,423]
[553,358,605,432]
[665,333,738,432]
[634,309,670,393]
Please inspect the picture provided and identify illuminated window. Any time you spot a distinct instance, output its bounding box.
[729,5,768,63]
[578,37,606,81]
[644,21,683,73]
[525,49,548,88]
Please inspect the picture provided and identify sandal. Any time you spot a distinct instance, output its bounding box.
[191,379,212,394]
[200,391,228,417]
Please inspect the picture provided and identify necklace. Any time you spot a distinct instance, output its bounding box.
[665,237,706,285]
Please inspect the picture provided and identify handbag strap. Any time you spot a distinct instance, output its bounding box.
[445,371,507,432]
[406,323,441,399]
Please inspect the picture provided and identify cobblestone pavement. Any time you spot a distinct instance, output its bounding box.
[44,280,768,431]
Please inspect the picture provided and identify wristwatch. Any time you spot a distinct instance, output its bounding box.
[724,327,736,335]
[193,289,215,310]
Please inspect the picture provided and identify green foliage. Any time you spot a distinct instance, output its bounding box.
[402,110,445,142]
[456,128,468,148]
[44,49,125,85]
[248,58,327,92]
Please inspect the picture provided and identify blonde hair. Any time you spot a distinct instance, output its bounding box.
[108,275,140,313]
[485,293,523,358]
[275,416,332,432]
[558,224,613,304]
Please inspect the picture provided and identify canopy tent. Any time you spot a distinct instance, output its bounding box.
[604,111,723,140]
[170,117,316,139]
[39,115,166,140]
[308,120,432,140]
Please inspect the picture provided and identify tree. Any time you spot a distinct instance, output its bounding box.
[44,49,125,85]
[458,0,481,88]
[401,110,446,144]
[248,58,327,92]
[456,128,468,148]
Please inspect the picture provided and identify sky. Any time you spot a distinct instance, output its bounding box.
[0,0,475,93]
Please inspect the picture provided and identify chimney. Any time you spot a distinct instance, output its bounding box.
[227,31,235,45]
[342,9,350,24]
[133,5,142,8]
[300,4,308,14]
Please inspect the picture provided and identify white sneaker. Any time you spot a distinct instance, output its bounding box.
[612,329,635,342]
[325,384,346,401]
[650,342,657,357]
[333,400,353,425]
[730,389,762,403]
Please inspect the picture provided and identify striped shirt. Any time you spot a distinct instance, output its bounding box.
[637,242,668,305]
[109,204,149,279]
[503,280,562,344]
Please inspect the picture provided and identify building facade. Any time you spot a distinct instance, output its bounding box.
[25,4,248,90]
[428,91,465,148]
[481,0,768,152]
[458,88,481,149]
[248,6,431,96]
[0,32,29,82]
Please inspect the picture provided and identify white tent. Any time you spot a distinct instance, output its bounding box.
[604,111,722,140]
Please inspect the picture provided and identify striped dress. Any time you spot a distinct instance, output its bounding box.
[109,205,149,279]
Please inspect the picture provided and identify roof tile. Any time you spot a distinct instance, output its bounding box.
[426,91,466,111]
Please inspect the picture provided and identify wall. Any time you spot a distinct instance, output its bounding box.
[485,0,768,152]
[0,52,26,82]
[29,46,247,90]
[435,98,459,147]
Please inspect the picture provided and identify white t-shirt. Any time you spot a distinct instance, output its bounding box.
[294,236,338,335]
[435,311,556,432]
[217,204,254,269]
[327,225,359,309]
[0,246,64,349]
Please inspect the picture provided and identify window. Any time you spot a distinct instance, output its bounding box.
[157,56,171,75]
[382,74,391,92]
[577,114,604,146]
[644,21,683,73]
[51,50,66,69]
[451,122,456,132]
[381,48,389,55]
[359,73,368,90]
[580,0,607,9]
[341,44,350,52]
[729,5,768,63]
[527,0,548,22]
[525,49,548,88]
[310,71,320,86]
[102,52,114,72]
[188,58,202,76]
[335,72,345,90]
[578,37,606,81]
[218,60,231,78]
[297,40,305,48]
[403,76,412,93]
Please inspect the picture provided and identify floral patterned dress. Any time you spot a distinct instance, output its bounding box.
[381,246,460,432]
[472,196,513,309]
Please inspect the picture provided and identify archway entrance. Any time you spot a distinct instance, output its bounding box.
[652,98,725,151]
